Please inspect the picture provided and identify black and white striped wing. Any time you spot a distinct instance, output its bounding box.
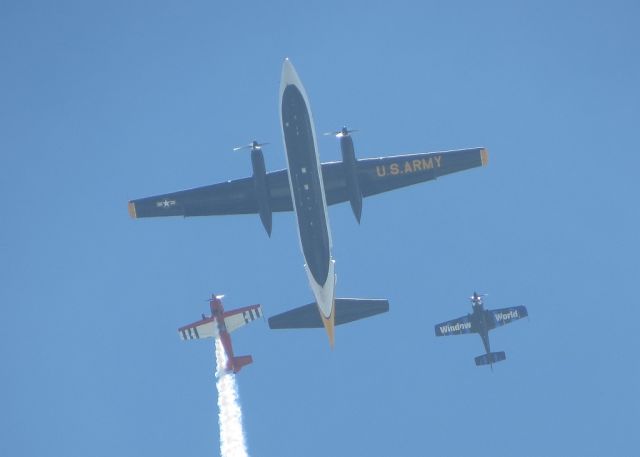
[178,317,219,340]
[223,305,263,334]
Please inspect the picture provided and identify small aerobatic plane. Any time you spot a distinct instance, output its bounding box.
[178,294,262,374]
[435,292,528,368]
[129,59,488,347]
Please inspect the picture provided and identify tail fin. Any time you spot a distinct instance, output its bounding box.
[475,351,506,367]
[230,355,253,373]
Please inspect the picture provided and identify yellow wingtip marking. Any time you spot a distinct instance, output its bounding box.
[321,308,336,349]
[480,148,489,167]
[128,201,137,219]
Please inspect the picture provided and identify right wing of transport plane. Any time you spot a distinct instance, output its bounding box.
[128,147,487,232]
[434,315,474,336]
[268,298,389,329]
[332,148,488,201]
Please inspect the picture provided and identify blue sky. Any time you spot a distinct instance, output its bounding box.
[2,1,639,456]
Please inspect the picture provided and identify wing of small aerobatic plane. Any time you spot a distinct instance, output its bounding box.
[128,146,488,233]
[222,305,264,333]
[179,316,219,340]
[490,305,528,327]
[434,315,474,337]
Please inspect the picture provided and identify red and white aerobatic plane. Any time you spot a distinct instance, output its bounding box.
[178,294,262,374]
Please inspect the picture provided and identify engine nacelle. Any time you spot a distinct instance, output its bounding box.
[251,148,272,236]
[340,133,363,223]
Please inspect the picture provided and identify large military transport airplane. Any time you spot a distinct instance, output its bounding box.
[435,292,528,368]
[129,59,488,347]
[179,294,262,374]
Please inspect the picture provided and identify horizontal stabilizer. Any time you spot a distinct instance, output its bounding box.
[230,355,253,373]
[474,351,506,366]
[268,298,389,329]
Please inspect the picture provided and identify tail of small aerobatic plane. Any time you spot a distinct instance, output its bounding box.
[475,351,506,367]
[231,355,253,373]
[267,298,389,344]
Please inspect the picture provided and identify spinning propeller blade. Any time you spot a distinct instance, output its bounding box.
[205,294,225,302]
[324,126,358,138]
[469,292,487,305]
[233,141,269,152]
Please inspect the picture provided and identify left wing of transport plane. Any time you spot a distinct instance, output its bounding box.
[178,304,263,341]
[128,147,488,232]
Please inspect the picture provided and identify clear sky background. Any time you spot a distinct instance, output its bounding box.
[2,1,639,456]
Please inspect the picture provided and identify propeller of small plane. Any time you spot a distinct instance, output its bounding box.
[233,141,269,152]
[205,294,225,302]
[323,126,358,138]
[470,292,487,304]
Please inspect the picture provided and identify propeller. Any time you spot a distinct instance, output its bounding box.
[205,294,225,302]
[233,141,269,152]
[469,292,487,305]
[201,294,225,318]
[324,126,358,138]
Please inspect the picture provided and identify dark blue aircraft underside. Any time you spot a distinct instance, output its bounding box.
[281,84,330,286]
[129,147,487,221]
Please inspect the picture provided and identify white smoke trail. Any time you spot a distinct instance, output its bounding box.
[214,338,249,457]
